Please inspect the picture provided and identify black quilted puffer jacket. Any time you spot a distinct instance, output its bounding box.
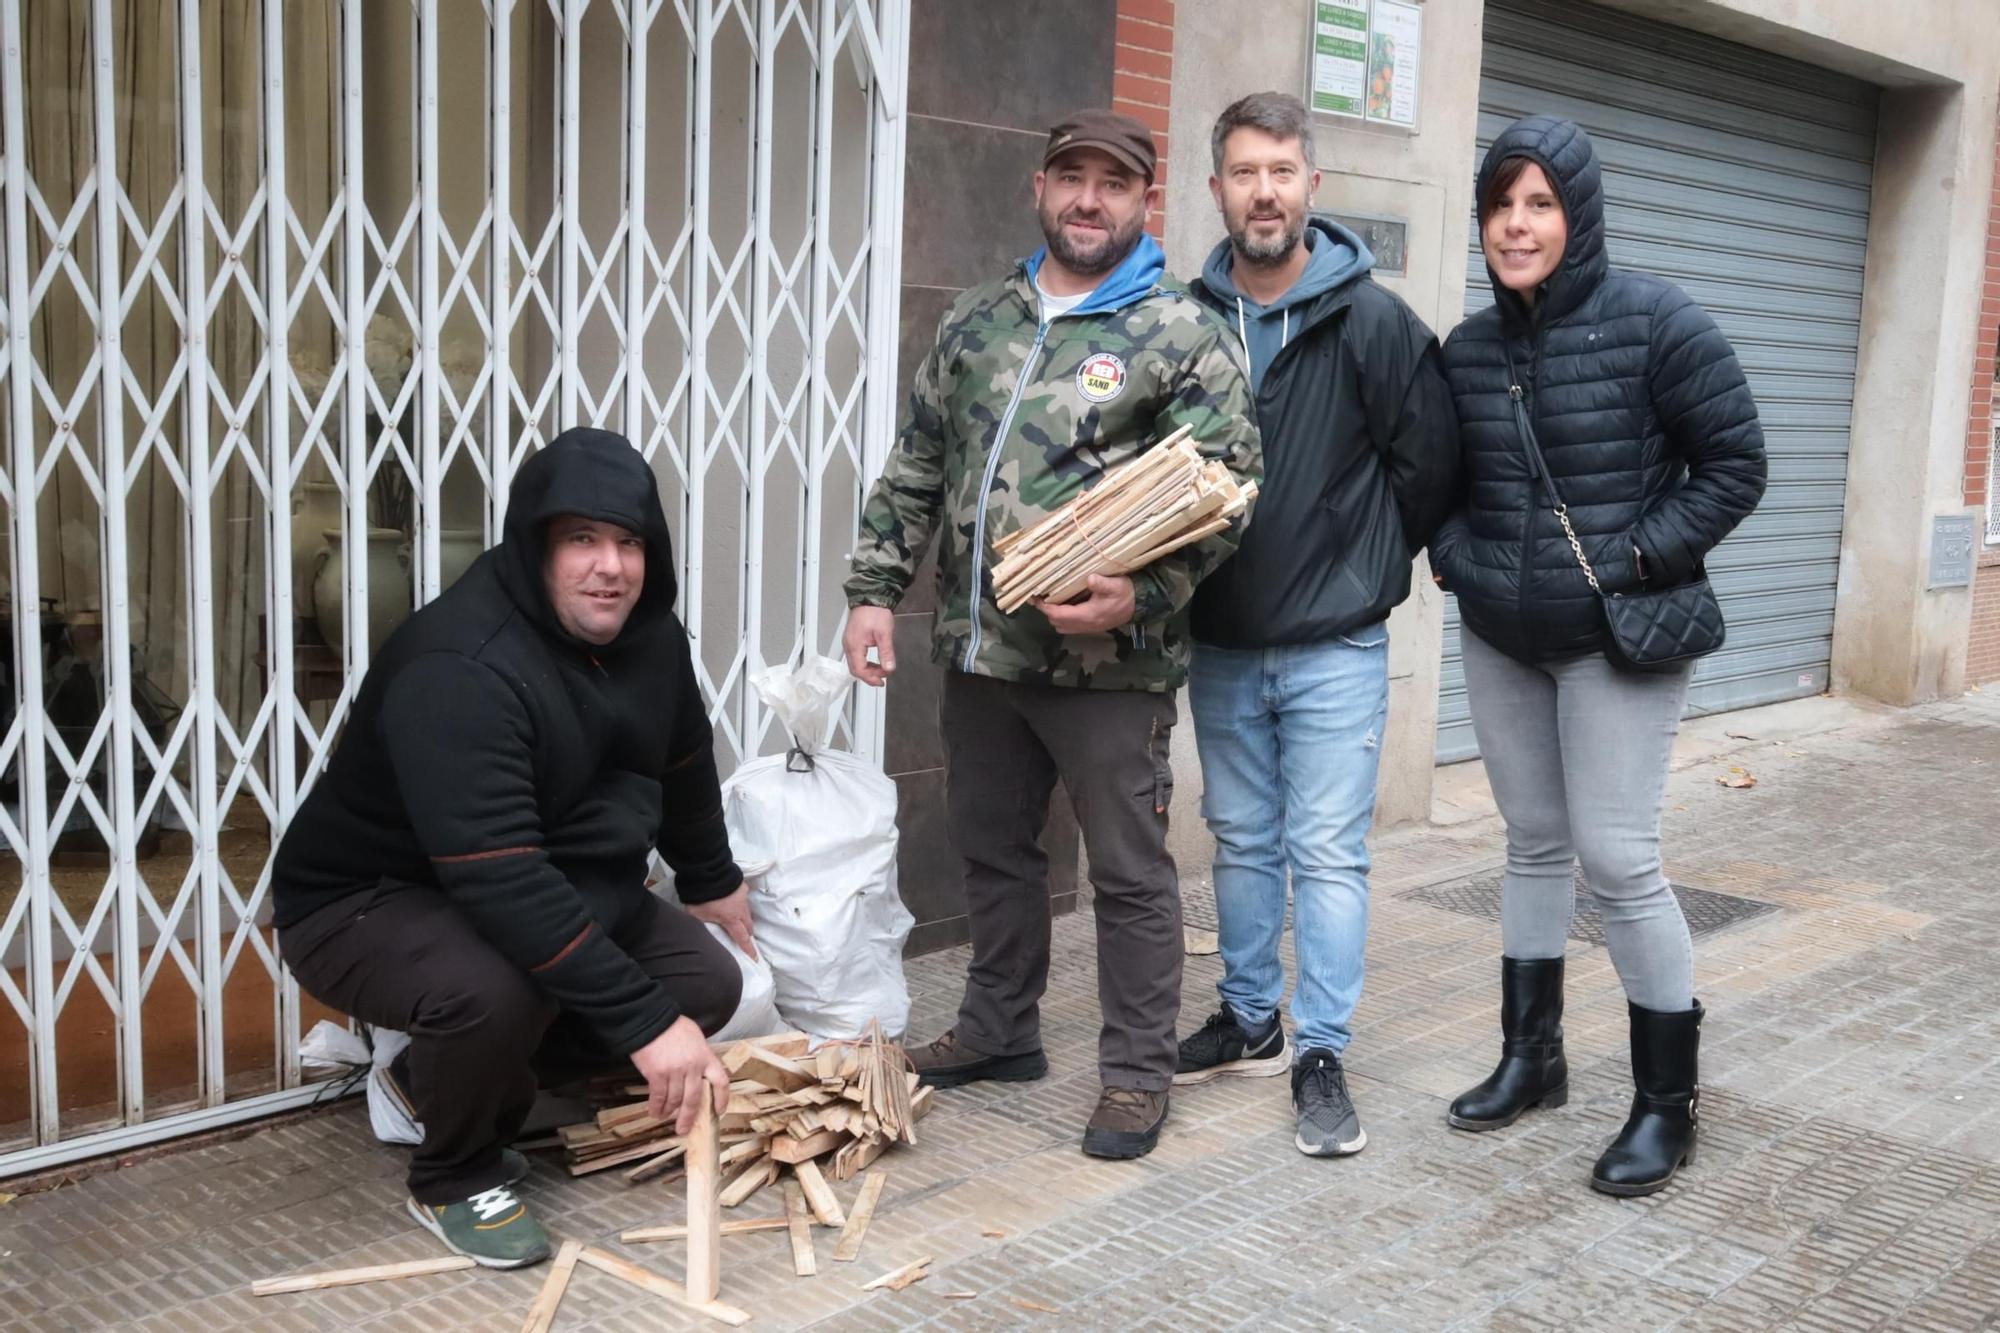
[1431,116,1767,665]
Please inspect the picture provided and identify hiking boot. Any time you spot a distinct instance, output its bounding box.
[1174,1006,1290,1085]
[407,1184,552,1268]
[1081,1087,1169,1159]
[1292,1048,1366,1157]
[906,1029,1049,1090]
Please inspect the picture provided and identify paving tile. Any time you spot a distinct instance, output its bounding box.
[6,696,2000,1329]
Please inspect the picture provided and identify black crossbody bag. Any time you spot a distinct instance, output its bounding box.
[1502,351,1725,673]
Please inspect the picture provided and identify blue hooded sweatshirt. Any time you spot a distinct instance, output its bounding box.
[1023,231,1168,321]
[1199,216,1374,392]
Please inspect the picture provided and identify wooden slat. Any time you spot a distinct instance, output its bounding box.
[251,1256,477,1297]
[622,1216,789,1243]
[860,1254,933,1292]
[783,1180,817,1277]
[793,1159,846,1227]
[833,1170,887,1262]
[575,1248,751,1327]
[685,1096,722,1305]
[518,1239,584,1333]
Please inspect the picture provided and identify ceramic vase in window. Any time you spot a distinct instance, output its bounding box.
[438,528,485,593]
[313,528,412,657]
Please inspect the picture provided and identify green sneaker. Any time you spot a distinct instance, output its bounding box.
[406,1185,552,1268]
[501,1147,531,1185]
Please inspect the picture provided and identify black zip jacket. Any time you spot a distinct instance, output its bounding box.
[1188,251,1460,647]
[1432,116,1767,665]
[272,428,741,1056]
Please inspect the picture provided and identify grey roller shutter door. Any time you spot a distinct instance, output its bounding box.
[1437,0,1878,762]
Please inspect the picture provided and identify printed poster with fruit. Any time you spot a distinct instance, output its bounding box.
[1365,0,1421,129]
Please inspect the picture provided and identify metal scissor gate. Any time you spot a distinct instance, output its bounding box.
[0,0,907,1175]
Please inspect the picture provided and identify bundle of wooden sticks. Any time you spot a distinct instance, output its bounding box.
[552,1026,931,1209]
[990,426,1257,614]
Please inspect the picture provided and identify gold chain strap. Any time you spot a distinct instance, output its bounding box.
[1550,502,1603,596]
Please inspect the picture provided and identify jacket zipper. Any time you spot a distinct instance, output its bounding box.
[963,319,1051,671]
[1510,329,1546,641]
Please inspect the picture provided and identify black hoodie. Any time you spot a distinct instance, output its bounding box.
[1188,217,1460,647]
[1432,116,1767,664]
[273,428,740,1055]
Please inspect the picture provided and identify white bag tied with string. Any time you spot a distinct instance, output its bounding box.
[722,656,912,1041]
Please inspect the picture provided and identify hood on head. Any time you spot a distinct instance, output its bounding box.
[496,427,678,647]
[1476,115,1607,325]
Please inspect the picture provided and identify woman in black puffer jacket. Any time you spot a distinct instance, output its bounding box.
[1430,117,1766,1197]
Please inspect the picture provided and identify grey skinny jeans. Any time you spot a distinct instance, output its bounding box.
[1460,629,1695,1012]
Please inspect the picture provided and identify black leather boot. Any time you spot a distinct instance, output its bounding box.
[1447,956,1568,1131]
[1591,1000,1702,1196]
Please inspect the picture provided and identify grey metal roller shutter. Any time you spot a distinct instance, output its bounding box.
[1437,0,1878,762]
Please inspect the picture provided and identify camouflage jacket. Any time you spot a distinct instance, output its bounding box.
[843,234,1261,691]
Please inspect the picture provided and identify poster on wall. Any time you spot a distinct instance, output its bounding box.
[1309,0,1422,130]
[1366,0,1422,128]
[1310,0,1369,117]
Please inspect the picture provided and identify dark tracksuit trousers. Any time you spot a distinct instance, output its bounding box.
[280,881,740,1204]
[940,671,1183,1092]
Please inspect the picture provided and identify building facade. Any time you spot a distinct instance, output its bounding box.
[5,0,1998,1177]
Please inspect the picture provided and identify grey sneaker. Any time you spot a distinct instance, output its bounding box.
[1292,1048,1366,1157]
[406,1185,552,1268]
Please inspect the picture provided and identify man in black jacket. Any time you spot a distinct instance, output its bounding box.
[1171,93,1458,1158]
[273,428,748,1268]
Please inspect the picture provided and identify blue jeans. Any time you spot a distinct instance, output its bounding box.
[1189,629,1389,1056]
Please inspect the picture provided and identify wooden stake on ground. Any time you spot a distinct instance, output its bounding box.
[783,1179,817,1277]
[718,1158,779,1209]
[518,1240,584,1333]
[832,1169,887,1263]
[621,1216,789,1243]
[251,1255,477,1297]
[792,1159,846,1227]
[861,1255,934,1292]
[622,1142,687,1184]
[685,1095,723,1306]
[575,1248,751,1327]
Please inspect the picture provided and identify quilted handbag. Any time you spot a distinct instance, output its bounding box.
[1501,362,1725,673]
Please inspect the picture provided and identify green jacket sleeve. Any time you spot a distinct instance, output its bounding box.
[843,320,952,610]
[1128,322,1263,623]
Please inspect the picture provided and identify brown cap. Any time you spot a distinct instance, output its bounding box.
[1042,109,1158,181]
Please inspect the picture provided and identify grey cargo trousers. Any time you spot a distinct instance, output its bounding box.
[939,670,1182,1092]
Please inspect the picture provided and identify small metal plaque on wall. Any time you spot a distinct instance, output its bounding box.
[1929,514,1975,588]
[1314,210,1408,276]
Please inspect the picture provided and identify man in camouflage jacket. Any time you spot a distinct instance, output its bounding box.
[842,110,1260,1160]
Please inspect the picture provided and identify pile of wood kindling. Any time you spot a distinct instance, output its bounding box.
[990,426,1258,614]
[555,1026,931,1212]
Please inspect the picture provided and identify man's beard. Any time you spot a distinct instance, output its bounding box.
[1228,207,1305,267]
[1040,203,1144,277]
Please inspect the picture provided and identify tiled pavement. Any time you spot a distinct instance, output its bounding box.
[3,693,1999,1330]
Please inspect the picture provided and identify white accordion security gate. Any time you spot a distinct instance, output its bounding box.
[0,0,906,1175]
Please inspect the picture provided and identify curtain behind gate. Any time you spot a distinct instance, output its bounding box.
[19,2,341,733]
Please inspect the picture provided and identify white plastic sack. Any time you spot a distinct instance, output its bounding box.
[724,657,912,1042]
[298,1018,370,1073]
[700,920,786,1043]
[364,1026,424,1146]
[298,1019,423,1145]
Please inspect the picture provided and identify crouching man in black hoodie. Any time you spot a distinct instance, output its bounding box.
[272,428,749,1268]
